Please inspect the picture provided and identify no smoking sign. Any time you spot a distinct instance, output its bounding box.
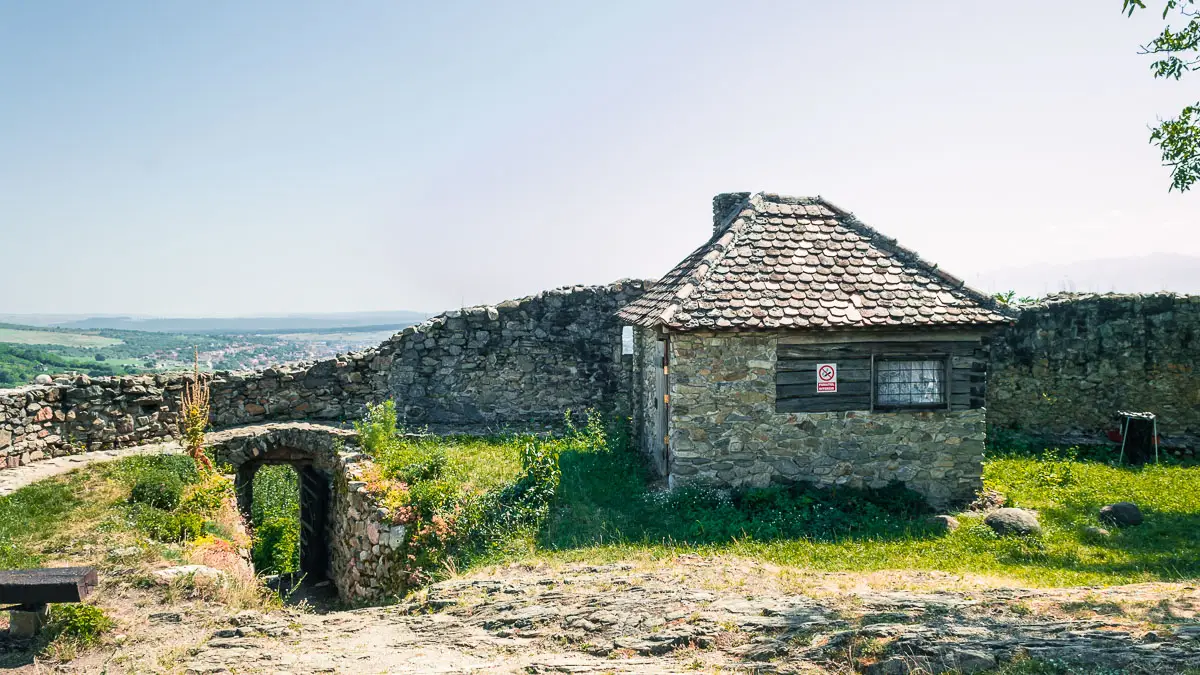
[816,363,838,393]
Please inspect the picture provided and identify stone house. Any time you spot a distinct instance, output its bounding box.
[617,192,1015,506]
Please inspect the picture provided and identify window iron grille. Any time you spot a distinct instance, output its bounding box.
[875,359,945,407]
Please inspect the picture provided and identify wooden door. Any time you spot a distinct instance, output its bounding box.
[654,338,669,472]
[298,466,330,580]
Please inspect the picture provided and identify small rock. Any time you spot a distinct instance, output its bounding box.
[867,655,935,675]
[927,515,960,533]
[947,648,997,672]
[734,639,788,661]
[1083,525,1110,539]
[34,374,53,385]
[1176,625,1200,640]
[1099,502,1143,527]
[152,565,226,584]
[984,508,1041,536]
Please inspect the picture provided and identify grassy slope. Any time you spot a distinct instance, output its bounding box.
[504,442,1200,587]
[0,456,239,571]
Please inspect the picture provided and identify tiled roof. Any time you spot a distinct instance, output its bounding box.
[617,193,1016,330]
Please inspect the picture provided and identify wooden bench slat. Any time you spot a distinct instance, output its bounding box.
[0,567,97,605]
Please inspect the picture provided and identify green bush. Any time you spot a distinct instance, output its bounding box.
[179,474,234,515]
[640,480,931,544]
[130,471,184,511]
[249,465,301,575]
[117,454,200,485]
[250,465,299,524]
[394,449,448,484]
[252,516,300,574]
[351,402,590,591]
[49,604,114,646]
[132,504,203,543]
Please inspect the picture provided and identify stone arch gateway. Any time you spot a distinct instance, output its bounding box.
[205,423,402,601]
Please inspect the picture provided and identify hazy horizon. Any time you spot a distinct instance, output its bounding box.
[5,250,1200,325]
[3,1,1196,316]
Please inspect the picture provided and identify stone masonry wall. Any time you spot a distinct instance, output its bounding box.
[668,332,985,508]
[0,376,186,468]
[383,281,646,426]
[989,293,1200,446]
[1,281,646,471]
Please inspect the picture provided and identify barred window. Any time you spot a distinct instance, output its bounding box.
[875,359,945,408]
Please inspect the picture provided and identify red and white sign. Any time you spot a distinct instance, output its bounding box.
[816,363,838,393]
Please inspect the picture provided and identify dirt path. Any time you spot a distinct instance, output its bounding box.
[174,560,1200,674]
[0,442,182,497]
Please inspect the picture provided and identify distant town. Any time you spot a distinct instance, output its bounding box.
[0,311,429,385]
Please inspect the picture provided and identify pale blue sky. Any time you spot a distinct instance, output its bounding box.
[1,1,1195,315]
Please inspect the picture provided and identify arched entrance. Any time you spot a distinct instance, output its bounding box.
[234,447,331,580]
[205,422,393,604]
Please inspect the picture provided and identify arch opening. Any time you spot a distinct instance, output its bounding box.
[235,449,332,585]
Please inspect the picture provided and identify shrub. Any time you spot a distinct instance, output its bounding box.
[49,604,114,646]
[131,471,184,511]
[250,465,299,524]
[351,404,585,591]
[180,473,234,515]
[133,504,204,542]
[115,454,200,487]
[249,466,301,575]
[393,449,447,484]
[355,400,401,457]
[252,516,300,574]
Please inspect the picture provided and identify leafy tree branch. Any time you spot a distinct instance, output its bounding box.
[1123,0,1200,191]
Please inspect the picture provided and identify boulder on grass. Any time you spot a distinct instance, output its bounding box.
[1082,525,1111,539]
[984,508,1041,536]
[1099,502,1143,527]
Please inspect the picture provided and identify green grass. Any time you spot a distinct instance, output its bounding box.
[0,478,83,568]
[402,435,524,491]
[0,455,230,571]
[491,438,1200,587]
[0,327,122,347]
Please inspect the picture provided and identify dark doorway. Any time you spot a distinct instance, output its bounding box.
[235,456,332,584]
[298,466,330,578]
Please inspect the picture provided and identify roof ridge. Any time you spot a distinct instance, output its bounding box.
[815,197,1018,319]
[654,193,754,325]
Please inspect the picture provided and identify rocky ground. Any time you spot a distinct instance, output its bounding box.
[170,558,1200,675]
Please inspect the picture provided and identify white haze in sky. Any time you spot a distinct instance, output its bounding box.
[1,1,1196,316]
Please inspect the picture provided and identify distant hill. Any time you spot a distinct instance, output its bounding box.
[972,253,1200,298]
[23,311,432,334]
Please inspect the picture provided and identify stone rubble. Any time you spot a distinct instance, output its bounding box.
[178,563,1200,674]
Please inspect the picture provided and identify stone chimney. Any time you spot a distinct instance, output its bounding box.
[712,192,750,233]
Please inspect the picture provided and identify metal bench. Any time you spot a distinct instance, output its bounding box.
[0,567,97,638]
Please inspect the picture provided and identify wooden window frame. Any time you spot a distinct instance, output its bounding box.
[870,354,951,412]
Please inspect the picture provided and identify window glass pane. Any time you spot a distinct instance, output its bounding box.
[875,360,944,406]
